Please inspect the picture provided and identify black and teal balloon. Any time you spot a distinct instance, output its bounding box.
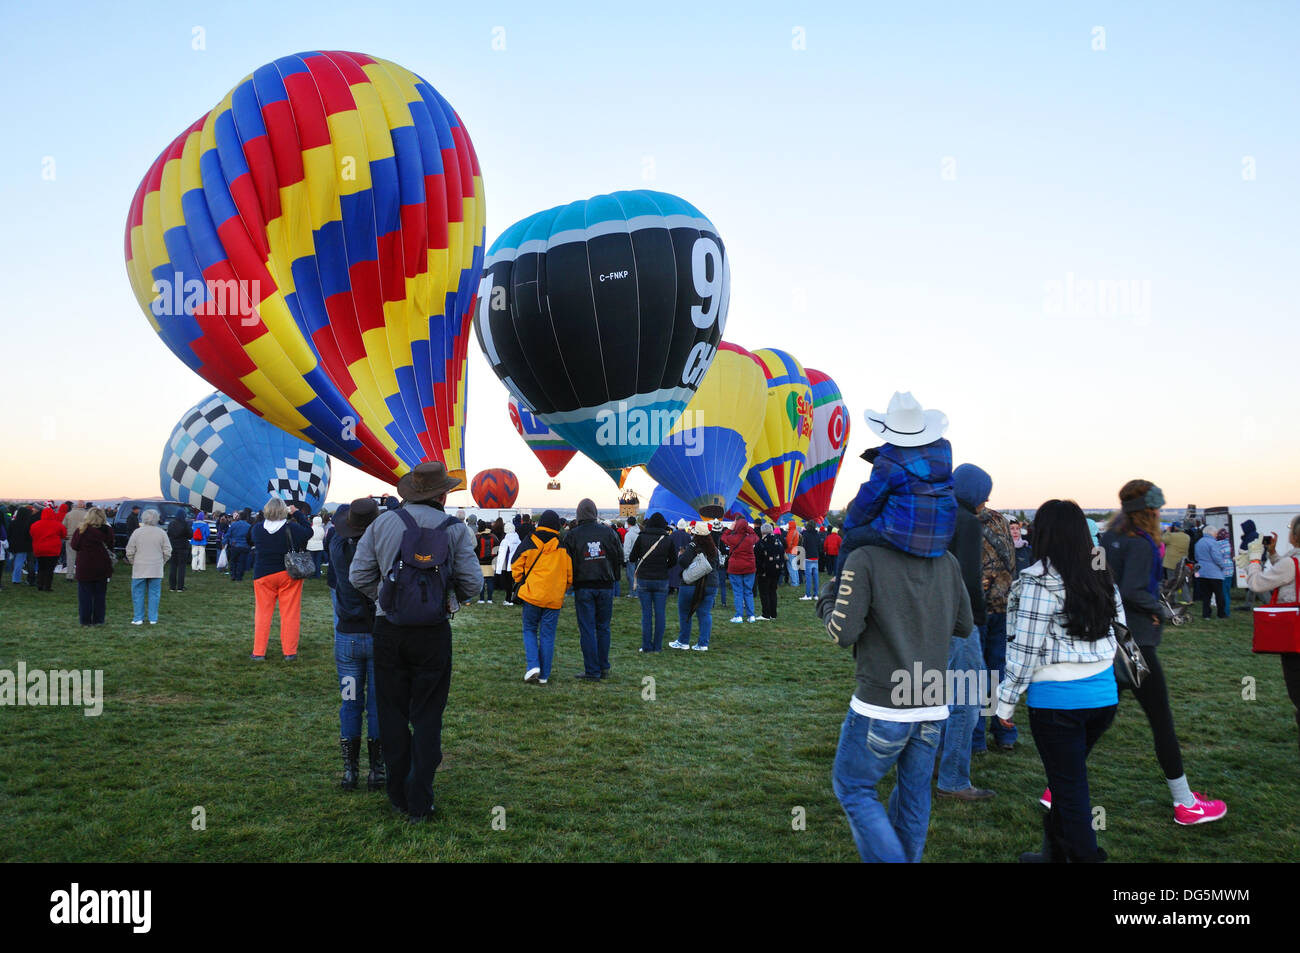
[475,190,729,480]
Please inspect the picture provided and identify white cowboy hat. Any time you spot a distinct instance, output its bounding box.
[862,391,948,447]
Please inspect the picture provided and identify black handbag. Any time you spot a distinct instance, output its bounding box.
[1112,619,1150,689]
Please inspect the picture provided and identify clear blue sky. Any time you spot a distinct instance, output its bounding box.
[2,1,1296,510]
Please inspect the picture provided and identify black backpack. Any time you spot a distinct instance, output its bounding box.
[379,510,460,625]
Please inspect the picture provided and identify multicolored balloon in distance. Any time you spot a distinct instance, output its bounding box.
[125,51,486,487]
[507,395,576,479]
[161,392,331,514]
[646,484,701,528]
[475,190,729,481]
[791,368,850,522]
[644,341,766,518]
[736,348,813,520]
[470,468,519,509]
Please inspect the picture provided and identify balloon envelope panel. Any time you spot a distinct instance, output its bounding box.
[507,395,577,478]
[475,190,728,477]
[470,468,520,509]
[646,484,700,528]
[791,368,850,522]
[644,341,765,518]
[160,392,331,514]
[126,51,485,487]
[736,349,813,519]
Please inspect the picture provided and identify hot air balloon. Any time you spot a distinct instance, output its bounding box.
[125,51,486,488]
[470,468,519,510]
[475,190,729,480]
[161,392,331,514]
[791,369,850,522]
[736,349,813,520]
[507,395,576,479]
[646,484,700,528]
[644,341,766,518]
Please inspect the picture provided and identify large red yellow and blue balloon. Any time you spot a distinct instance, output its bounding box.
[470,468,520,509]
[644,341,766,518]
[791,368,849,522]
[125,51,485,487]
[736,348,813,519]
[474,190,729,481]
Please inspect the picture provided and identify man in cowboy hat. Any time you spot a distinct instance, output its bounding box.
[328,498,383,793]
[837,391,957,568]
[349,463,481,823]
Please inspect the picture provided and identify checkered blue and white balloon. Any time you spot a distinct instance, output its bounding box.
[160,392,331,515]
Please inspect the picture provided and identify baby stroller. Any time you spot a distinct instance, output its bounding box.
[1160,562,1192,627]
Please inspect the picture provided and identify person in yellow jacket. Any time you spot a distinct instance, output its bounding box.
[512,510,573,685]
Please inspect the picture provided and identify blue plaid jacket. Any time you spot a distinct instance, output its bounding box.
[842,439,956,558]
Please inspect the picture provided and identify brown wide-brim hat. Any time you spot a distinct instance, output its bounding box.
[335,498,380,539]
[395,462,464,503]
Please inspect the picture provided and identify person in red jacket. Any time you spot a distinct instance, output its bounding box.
[30,506,68,591]
[721,517,759,622]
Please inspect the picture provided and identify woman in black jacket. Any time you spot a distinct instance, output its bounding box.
[70,508,115,625]
[754,524,786,620]
[670,522,720,651]
[8,507,34,586]
[166,511,191,592]
[1096,479,1225,826]
[630,513,676,652]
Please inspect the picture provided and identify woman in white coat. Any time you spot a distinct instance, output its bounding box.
[125,509,173,625]
[495,520,522,606]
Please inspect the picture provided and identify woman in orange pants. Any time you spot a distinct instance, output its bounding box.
[249,497,312,660]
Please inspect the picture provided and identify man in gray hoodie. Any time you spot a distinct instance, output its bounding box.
[350,463,481,824]
[818,542,972,862]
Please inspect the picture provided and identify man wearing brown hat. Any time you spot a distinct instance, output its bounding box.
[328,498,383,793]
[349,462,481,823]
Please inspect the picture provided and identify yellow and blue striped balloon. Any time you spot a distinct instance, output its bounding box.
[736,348,813,519]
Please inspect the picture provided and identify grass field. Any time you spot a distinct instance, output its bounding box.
[1,565,1297,862]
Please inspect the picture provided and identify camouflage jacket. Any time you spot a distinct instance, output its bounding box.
[979,507,1016,613]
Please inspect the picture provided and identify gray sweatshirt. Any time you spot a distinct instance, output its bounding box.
[818,547,974,711]
[349,502,481,617]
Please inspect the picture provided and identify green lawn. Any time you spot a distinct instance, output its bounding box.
[1,568,1296,862]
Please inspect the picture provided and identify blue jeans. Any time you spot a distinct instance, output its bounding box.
[973,611,1016,749]
[715,566,728,604]
[636,577,669,651]
[787,555,801,586]
[131,577,162,623]
[335,628,379,738]
[575,587,614,674]
[938,626,984,791]
[479,574,494,602]
[832,709,943,862]
[311,550,324,578]
[625,559,638,593]
[11,552,29,584]
[227,545,250,581]
[521,602,560,679]
[804,563,820,598]
[728,572,755,618]
[1221,578,1232,617]
[677,583,717,647]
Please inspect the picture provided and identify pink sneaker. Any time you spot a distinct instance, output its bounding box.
[1174,792,1227,826]
[1039,788,1051,809]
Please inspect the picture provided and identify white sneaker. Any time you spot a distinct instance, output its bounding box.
[539,678,548,685]
[503,601,514,606]
[747,615,759,622]
[691,644,709,652]
[729,616,744,624]
[668,640,691,650]
[799,595,813,601]
[524,667,541,683]
[131,620,143,626]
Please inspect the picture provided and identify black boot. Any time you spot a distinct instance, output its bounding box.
[366,738,386,792]
[340,738,360,791]
[1019,810,1066,863]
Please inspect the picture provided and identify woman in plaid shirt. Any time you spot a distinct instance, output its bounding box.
[996,500,1121,862]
